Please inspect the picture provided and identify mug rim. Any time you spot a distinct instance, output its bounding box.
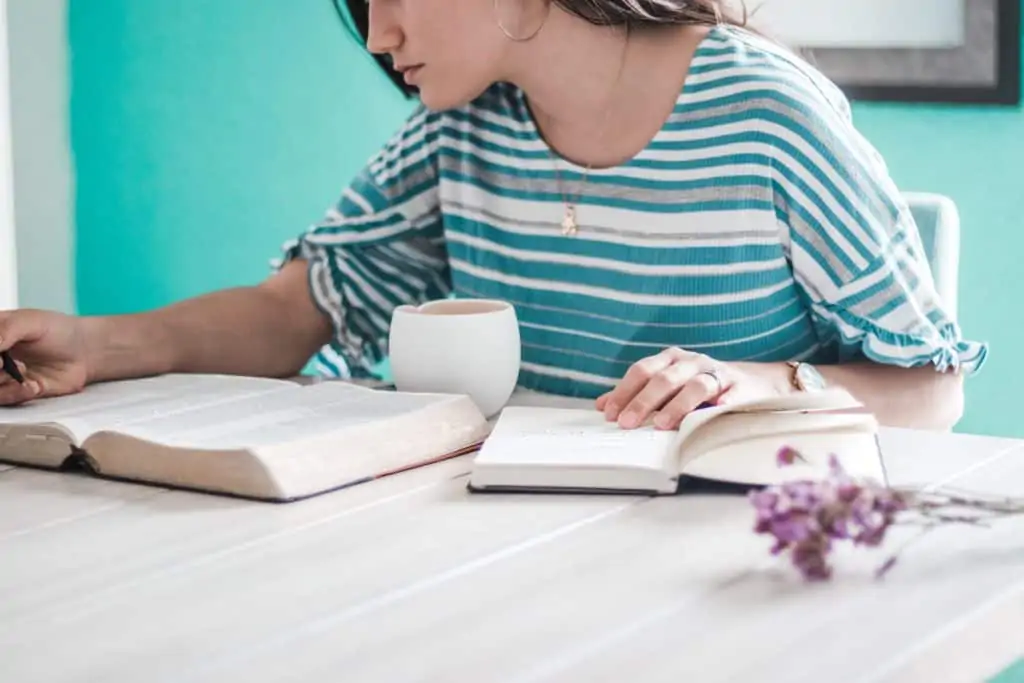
[416,298,513,316]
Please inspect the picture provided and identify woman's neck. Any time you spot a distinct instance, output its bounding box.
[502,10,632,131]
[502,11,711,168]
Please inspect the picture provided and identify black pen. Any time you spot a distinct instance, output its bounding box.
[1,350,25,384]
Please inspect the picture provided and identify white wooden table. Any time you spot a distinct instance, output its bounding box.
[1,425,1022,683]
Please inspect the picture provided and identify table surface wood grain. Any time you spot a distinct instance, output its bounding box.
[1,425,1022,683]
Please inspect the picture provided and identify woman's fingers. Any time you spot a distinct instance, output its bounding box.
[599,348,739,430]
[0,377,41,406]
[0,357,45,405]
[654,370,724,430]
[0,357,27,381]
[614,360,699,428]
[602,348,688,421]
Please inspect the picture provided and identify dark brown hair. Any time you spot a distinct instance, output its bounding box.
[550,0,747,26]
[336,0,747,96]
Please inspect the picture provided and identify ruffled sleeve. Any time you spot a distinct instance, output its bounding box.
[767,78,988,374]
[273,105,452,378]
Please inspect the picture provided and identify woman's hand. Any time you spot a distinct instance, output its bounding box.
[595,347,786,430]
[0,308,91,406]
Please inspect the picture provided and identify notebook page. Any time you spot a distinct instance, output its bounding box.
[0,374,296,442]
[475,407,675,471]
[99,382,462,450]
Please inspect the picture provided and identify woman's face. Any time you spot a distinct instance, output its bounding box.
[366,0,543,110]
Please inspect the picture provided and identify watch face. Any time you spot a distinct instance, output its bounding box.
[796,363,827,391]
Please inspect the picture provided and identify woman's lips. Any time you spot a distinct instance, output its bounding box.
[399,65,424,85]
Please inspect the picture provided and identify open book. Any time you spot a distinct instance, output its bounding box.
[0,374,489,501]
[468,388,884,495]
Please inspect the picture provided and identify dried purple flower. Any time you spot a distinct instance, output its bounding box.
[751,447,1024,581]
[776,445,803,466]
[753,444,1024,581]
[750,449,911,581]
[791,536,832,580]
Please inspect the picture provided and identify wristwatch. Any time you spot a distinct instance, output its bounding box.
[787,361,827,392]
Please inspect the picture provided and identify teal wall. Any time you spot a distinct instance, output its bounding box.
[850,84,1024,438]
[70,1,1022,437]
[70,0,414,311]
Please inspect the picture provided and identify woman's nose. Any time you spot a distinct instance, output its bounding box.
[365,3,403,54]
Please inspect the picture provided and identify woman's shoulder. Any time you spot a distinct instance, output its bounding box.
[687,23,855,126]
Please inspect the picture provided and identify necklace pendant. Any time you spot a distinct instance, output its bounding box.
[561,206,579,236]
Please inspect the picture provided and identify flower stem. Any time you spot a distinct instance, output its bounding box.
[875,524,939,579]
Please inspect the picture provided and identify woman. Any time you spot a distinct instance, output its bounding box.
[0,0,986,431]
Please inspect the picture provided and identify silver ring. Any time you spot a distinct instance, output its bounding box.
[698,367,723,394]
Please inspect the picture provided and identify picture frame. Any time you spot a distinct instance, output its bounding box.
[777,0,1021,106]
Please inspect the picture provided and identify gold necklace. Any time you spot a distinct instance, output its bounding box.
[549,27,631,237]
[555,164,593,236]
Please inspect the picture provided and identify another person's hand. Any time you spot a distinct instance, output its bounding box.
[0,309,90,405]
[595,347,784,430]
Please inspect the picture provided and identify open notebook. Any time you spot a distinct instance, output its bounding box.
[468,388,885,495]
[0,374,490,501]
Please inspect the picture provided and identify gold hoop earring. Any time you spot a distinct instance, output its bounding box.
[494,0,548,42]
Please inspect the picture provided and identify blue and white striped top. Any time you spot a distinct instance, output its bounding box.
[279,24,987,398]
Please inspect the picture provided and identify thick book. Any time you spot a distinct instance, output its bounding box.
[0,374,489,501]
[468,388,885,495]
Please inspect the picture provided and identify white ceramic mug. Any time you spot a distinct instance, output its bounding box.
[388,299,521,417]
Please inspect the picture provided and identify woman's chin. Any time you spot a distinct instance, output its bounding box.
[416,83,489,112]
[416,89,460,112]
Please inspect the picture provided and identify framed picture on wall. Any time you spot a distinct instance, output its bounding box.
[751,0,1021,106]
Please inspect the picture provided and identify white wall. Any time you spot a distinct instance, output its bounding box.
[747,0,965,49]
[0,0,18,310]
[6,0,73,313]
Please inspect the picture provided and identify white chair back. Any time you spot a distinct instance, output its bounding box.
[903,192,961,319]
